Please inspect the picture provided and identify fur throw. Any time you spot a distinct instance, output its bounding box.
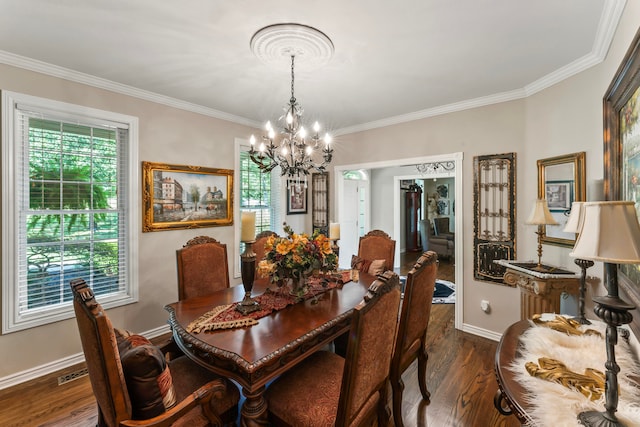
[508,319,640,426]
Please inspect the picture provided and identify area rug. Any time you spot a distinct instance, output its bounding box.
[399,277,455,304]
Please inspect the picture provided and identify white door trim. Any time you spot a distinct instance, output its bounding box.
[334,152,463,330]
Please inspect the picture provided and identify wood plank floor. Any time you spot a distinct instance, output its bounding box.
[0,255,519,427]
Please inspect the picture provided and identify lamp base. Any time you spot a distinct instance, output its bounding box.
[578,410,626,427]
[236,297,261,315]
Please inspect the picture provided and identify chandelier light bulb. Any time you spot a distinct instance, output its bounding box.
[286,112,293,125]
[324,133,332,144]
[268,128,275,139]
[250,135,256,146]
[265,121,272,131]
[306,145,313,156]
[299,126,307,139]
[281,145,288,156]
[313,121,320,133]
[259,142,266,152]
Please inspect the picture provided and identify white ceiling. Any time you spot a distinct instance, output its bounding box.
[0,0,626,135]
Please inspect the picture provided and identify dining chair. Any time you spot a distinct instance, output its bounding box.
[357,229,396,273]
[265,270,402,427]
[390,251,438,427]
[176,236,230,300]
[69,278,240,427]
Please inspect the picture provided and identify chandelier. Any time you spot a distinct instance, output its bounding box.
[248,24,334,184]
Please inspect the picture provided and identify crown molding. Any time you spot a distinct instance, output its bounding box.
[0,50,262,129]
[0,0,626,137]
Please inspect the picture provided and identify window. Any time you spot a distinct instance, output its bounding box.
[2,91,139,333]
[234,138,281,277]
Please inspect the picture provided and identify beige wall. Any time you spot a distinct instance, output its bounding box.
[0,64,257,377]
[331,1,640,335]
[1,1,639,382]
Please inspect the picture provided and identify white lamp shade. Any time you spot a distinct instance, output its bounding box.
[563,202,585,233]
[570,201,640,263]
[525,199,558,225]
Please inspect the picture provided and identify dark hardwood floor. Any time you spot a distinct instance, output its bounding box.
[0,253,518,427]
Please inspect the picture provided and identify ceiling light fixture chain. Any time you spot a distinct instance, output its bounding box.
[415,161,455,175]
[248,24,334,185]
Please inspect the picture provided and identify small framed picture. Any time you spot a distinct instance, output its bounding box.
[287,181,307,214]
[545,180,573,211]
[400,179,414,190]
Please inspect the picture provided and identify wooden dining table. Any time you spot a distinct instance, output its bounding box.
[164,272,376,427]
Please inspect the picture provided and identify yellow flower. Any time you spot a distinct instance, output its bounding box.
[257,260,275,277]
[276,240,293,255]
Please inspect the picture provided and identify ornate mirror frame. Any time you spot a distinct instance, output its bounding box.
[603,27,640,338]
[537,152,586,247]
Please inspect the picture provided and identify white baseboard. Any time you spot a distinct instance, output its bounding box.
[0,324,171,390]
[461,322,503,342]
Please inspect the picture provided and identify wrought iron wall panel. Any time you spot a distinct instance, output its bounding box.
[473,153,516,285]
[312,173,329,235]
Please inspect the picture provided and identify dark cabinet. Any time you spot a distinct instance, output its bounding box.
[405,186,422,252]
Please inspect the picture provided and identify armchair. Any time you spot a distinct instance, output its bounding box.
[70,279,239,427]
[420,220,453,261]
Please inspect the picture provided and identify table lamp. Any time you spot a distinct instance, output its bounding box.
[525,199,558,271]
[563,202,594,325]
[237,211,261,315]
[329,222,340,258]
[570,201,640,427]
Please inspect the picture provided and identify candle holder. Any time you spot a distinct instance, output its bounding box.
[331,238,340,259]
[236,240,261,315]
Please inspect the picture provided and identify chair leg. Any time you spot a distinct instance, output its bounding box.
[417,349,431,401]
[390,372,405,427]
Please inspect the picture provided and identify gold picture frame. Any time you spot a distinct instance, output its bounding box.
[142,161,233,232]
[603,27,640,337]
[536,152,586,248]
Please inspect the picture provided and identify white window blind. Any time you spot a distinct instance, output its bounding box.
[234,139,281,277]
[2,91,139,333]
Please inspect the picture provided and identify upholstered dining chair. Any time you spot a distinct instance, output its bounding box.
[176,236,230,300]
[70,278,240,427]
[265,270,402,427]
[390,251,438,427]
[357,229,396,273]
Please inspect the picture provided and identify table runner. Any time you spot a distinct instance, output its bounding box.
[187,271,352,333]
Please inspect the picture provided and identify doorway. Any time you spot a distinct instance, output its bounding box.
[335,152,463,330]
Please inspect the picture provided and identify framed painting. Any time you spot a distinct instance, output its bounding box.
[287,181,307,214]
[603,27,640,338]
[545,180,573,211]
[142,161,233,232]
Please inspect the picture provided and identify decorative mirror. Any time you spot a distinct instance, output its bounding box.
[537,152,586,247]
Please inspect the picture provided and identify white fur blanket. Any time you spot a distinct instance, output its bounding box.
[508,319,640,426]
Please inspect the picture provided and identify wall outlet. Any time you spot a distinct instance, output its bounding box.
[480,300,491,313]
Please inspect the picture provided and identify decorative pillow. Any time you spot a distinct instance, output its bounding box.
[367,259,386,276]
[114,329,177,419]
[350,255,386,275]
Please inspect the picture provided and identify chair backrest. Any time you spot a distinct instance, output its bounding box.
[71,278,132,427]
[176,236,230,300]
[393,251,438,370]
[336,270,402,426]
[433,217,450,236]
[253,230,278,265]
[357,230,396,272]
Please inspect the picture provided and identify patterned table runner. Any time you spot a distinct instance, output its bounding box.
[187,271,352,333]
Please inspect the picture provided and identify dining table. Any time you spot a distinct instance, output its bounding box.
[164,271,376,427]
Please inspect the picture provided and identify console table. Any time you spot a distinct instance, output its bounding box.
[495,260,579,320]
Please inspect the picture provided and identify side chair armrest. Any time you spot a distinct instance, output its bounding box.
[119,378,226,427]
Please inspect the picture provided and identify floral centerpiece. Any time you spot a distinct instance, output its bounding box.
[257,223,338,294]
